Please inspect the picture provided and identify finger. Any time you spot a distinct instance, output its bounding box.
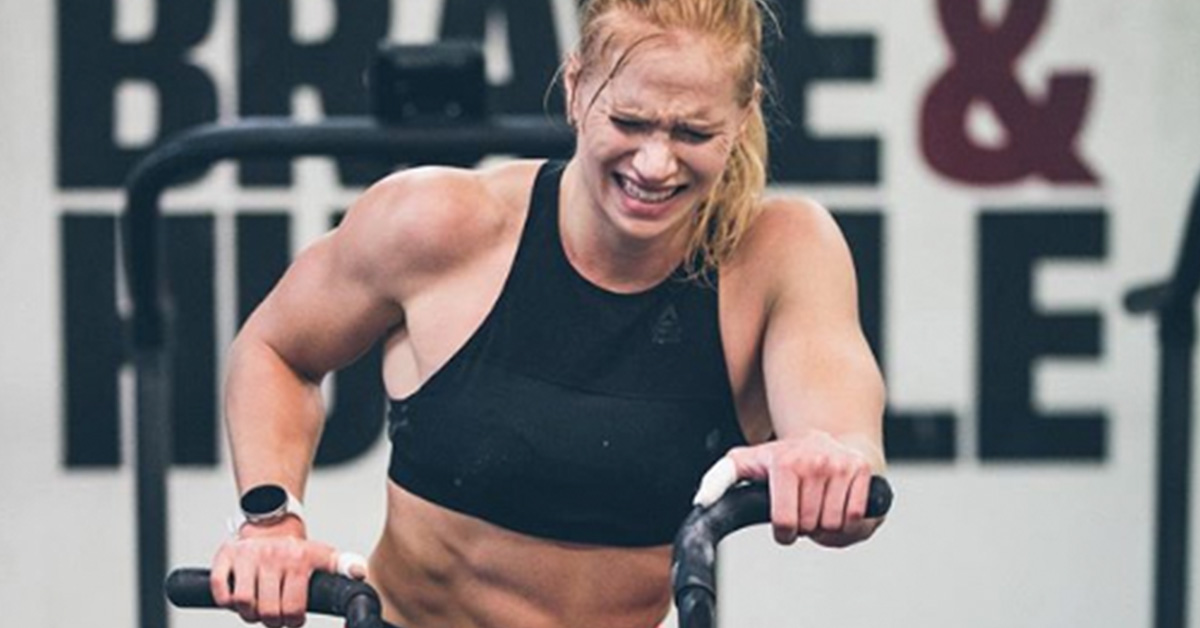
[210,547,235,607]
[692,456,740,508]
[305,541,340,574]
[820,468,853,531]
[231,556,259,623]
[280,568,310,628]
[798,470,828,534]
[769,461,800,545]
[844,468,873,523]
[257,570,284,628]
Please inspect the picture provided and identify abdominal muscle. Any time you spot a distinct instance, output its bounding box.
[367,482,673,628]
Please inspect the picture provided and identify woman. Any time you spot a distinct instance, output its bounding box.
[210,1,887,627]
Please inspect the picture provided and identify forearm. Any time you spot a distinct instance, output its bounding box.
[768,336,887,470]
[224,333,327,500]
[814,349,886,471]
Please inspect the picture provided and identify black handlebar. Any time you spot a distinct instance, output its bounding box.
[165,477,892,628]
[165,568,384,628]
[671,477,892,628]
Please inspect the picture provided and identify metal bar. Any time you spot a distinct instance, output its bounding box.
[1154,308,1194,628]
[1126,171,1200,628]
[123,115,573,628]
[135,349,171,628]
[1166,175,1200,308]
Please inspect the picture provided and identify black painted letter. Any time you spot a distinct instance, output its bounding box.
[768,0,880,184]
[58,0,217,188]
[979,211,1107,461]
[440,0,563,114]
[238,0,391,186]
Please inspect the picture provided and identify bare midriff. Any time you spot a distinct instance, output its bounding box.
[367,482,673,628]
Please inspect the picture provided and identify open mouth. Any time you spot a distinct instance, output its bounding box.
[614,174,686,205]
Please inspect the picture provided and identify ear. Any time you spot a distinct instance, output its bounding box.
[563,53,583,126]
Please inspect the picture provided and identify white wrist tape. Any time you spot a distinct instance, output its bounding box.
[336,552,368,579]
[692,456,739,508]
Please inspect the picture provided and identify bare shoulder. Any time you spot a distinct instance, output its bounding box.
[331,160,541,293]
[734,195,854,280]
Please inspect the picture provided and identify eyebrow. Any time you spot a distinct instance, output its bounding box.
[608,106,724,131]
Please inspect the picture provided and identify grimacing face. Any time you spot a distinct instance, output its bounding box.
[565,22,753,248]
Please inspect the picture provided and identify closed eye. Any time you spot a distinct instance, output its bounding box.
[675,127,716,144]
[610,116,650,132]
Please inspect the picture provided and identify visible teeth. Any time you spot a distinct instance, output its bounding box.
[620,176,676,203]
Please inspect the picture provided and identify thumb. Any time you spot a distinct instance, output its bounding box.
[306,542,366,579]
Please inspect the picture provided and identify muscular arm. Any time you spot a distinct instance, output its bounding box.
[213,167,487,626]
[723,198,886,547]
[224,226,404,502]
[760,199,885,467]
[225,166,484,499]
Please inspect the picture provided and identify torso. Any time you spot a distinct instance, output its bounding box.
[369,159,778,628]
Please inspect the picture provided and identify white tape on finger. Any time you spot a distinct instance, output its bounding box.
[692,457,739,508]
[336,552,368,579]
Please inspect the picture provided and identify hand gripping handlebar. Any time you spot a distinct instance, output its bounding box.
[165,477,893,628]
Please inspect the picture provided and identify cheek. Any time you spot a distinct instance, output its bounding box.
[579,125,629,163]
[682,142,736,180]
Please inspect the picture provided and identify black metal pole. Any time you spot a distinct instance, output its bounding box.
[1154,305,1194,628]
[122,115,574,628]
[135,349,171,628]
[1126,170,1200,628]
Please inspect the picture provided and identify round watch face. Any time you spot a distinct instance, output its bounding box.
[241,484,287,517]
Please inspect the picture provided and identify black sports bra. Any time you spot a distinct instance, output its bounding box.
[386,161,747,546]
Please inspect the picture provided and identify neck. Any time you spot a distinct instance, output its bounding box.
[559,160,691,293]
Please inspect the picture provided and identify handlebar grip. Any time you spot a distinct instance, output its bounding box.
[165,568,385,628]
[164,569,217,608]
[672,476,893,628]
[866,475,894,518]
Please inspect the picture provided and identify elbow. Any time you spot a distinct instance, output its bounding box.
[227,332,326,390]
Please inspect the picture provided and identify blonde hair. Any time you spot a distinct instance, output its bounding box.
[571,0,773,274]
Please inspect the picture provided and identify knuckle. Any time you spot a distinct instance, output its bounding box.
[798,455,829,476]
[285,562,311,580]
[828,459,853,478]
[283,543,306,563]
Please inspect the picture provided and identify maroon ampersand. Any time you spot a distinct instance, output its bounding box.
[920,0,1098,185]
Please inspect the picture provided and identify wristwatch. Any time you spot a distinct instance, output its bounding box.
[237,484,305,527]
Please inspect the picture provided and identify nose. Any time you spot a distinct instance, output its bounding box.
[630,133,680,183]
